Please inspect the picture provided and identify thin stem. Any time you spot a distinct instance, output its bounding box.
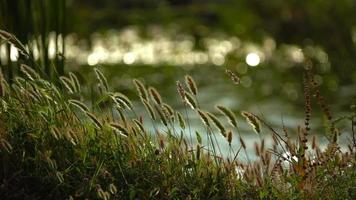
[235,126,251,164]
[183,105,193,148]
[352,116,355,148]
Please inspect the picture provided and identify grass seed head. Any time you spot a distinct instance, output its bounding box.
[225,69,240,85]
[133,79,148,101]
[69,99,89,112]
[196,131,202,144]
[0,30,29,56]
[154,105,168,126]
[109,123,129,137]
[20,64,40,81]
[149,86,162,105]
[196,144,201,160]
[176,81,186,102]
[241,111,260,134]
[185,75,198,95]
[207,112,226,137]
[60,76,75,93]
[133,119,145,133]
[85,112,103,129]
[94,68,109,92]
[197,109,210,127]
[142,98,156,120]
[216,105,237,127]
[176,112,186,129]
[184,92,197,109]
[112,93,133,110]
[162,103,175,120]
[69,72,81,93]
[227,130,233,145]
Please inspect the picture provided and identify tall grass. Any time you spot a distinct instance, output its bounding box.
[0,33,355,199]
[0,0,66,81]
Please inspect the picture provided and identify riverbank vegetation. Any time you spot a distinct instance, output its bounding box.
[0,31,355,199]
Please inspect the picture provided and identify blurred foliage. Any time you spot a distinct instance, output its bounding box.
[64,0,356,115]
[1,0,355,114]
[70,0,356,74]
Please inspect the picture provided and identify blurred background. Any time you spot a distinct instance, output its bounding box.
[1,0,355,137]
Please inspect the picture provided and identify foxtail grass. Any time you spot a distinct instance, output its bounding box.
[0,40,355,199]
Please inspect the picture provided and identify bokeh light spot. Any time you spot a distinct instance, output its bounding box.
[123,52,136,64]
[245,53,260,66]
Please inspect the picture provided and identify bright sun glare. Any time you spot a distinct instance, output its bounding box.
[245,52,260,66]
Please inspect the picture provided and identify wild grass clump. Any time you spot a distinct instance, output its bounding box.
[0,36,356,200]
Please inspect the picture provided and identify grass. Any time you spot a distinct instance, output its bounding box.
[0,32,356,200]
